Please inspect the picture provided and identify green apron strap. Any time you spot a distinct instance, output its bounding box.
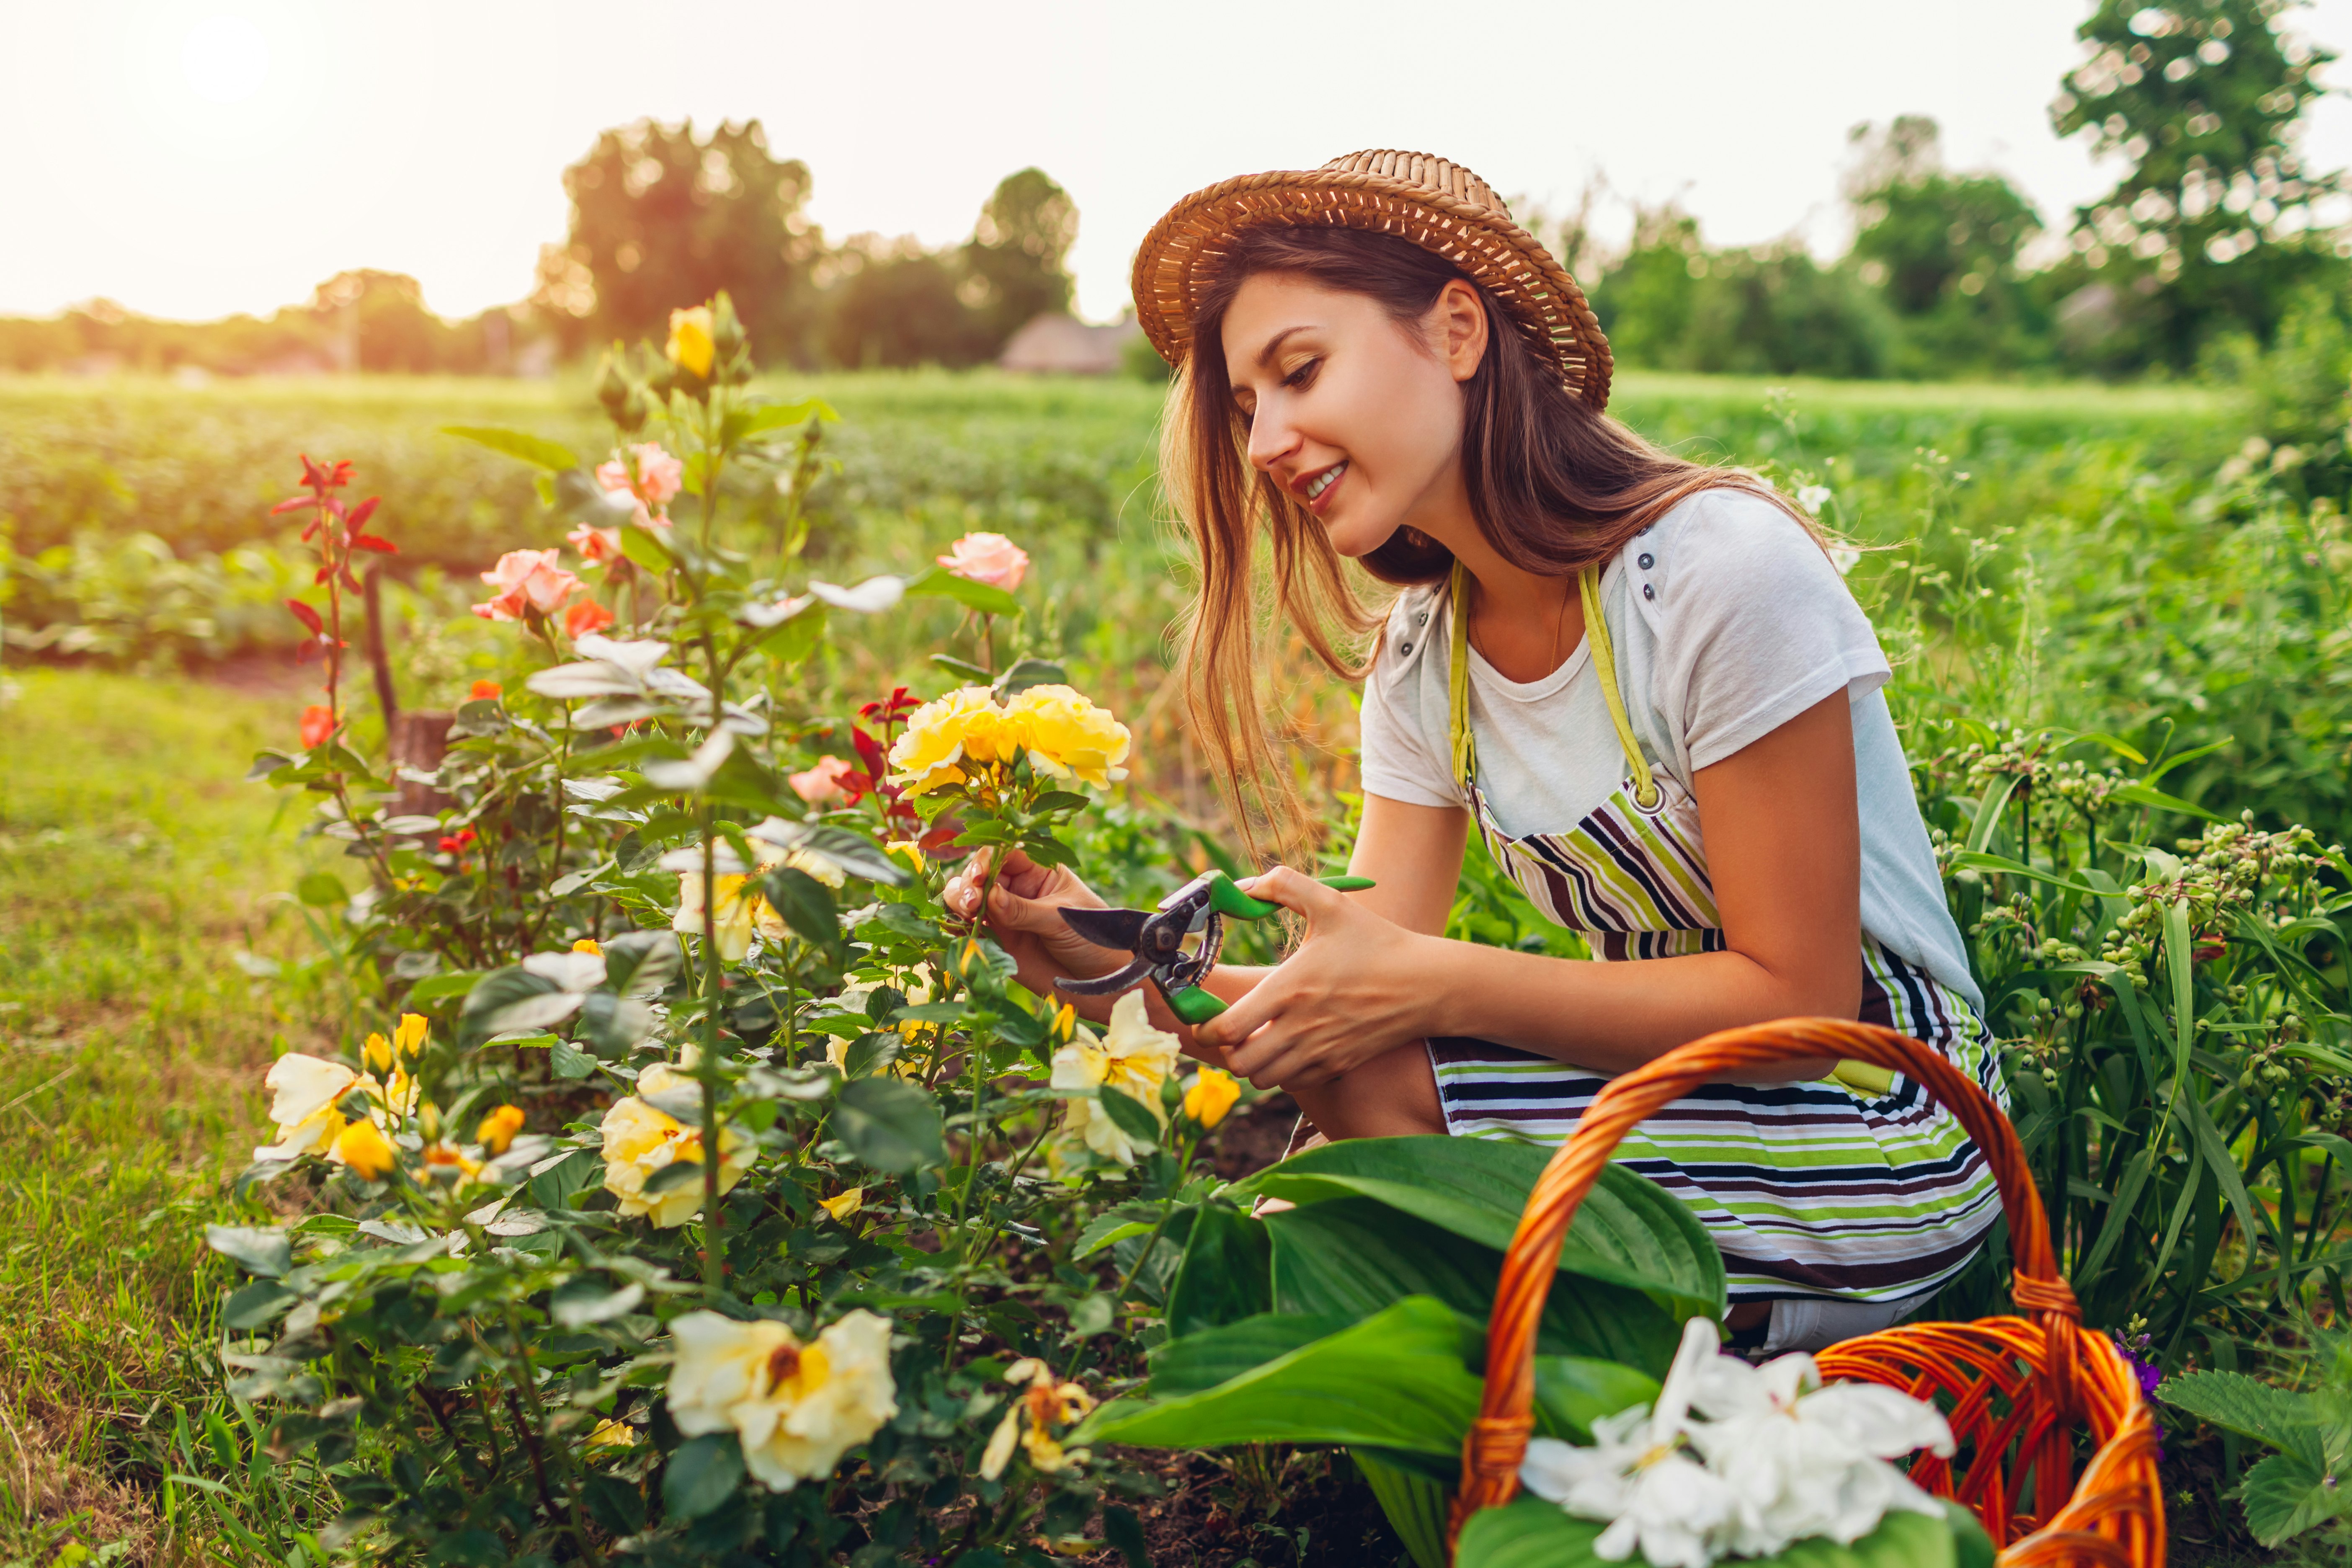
[1447,559,1657,809]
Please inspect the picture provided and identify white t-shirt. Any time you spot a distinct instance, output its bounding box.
[1357,485,1981,1011]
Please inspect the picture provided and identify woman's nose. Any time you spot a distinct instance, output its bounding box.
[1246,403,1298,474]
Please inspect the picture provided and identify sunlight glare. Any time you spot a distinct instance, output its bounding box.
[181,15,271,106]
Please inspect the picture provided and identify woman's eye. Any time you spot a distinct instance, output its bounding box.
[1283,358,1320,389]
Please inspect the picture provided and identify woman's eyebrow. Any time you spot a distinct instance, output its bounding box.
[1253,325,1311,369]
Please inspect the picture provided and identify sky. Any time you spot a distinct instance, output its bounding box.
[7,0,2352,327]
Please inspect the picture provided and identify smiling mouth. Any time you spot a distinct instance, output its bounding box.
[1303,461,1348,502]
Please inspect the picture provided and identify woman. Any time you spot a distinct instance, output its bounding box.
[946,151,2002,1352]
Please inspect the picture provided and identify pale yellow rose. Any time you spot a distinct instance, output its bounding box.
[752,834,846,892]
[253,1052,357,1161]
[1047,991,1180,1168]
[665,1309,898,1490]
[1000,684,1130,789]
[979,1357,1095,1480]
[673,871,764,962]
[887,687,1013,797]
[598,1063,756,1227]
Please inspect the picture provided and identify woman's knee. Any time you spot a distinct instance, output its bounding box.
[1293,1041,1444,1140]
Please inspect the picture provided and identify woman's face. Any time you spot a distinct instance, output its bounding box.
[1219,271,1486,559]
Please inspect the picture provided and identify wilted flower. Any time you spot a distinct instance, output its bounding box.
[420,1139,481,1182]
[477,1104,526,1154]
[818,1187,864,1222]
[887,686,1016,797]
[564,599,616,640]
[1048,992,1181,1168]
[333,1117,399,1181]
[979,1358,1095,1480]
[583,1418,639,1456]
[599,1063,755,1227]
[1001,684,1131,789]
[253,1053,360,1161]
[473,549,585,622]
[665,1309,898,1490]
[789,754,855,804]
[937,531,1029,591]
[1182,1067,1242,1130]
[666,309,717,379]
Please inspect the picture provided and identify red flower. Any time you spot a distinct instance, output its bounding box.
[563,599,616,639]
[469,679,503,701]
[299,705,336,749]
[437,836,464,854]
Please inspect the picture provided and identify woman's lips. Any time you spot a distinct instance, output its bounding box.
[1301,459,1348,513]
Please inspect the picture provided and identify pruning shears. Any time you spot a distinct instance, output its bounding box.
[1054,869,1375,1026]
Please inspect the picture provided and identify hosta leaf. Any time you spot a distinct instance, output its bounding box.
[1453,1496,1960,1568]
[1165,1204,1272,1338]
[1226,1135,1723,1318]
[1531,1357,1659,1443]
[1266,1197,1680,1375]
[1074,1296,1481,1455]
[1356,1449,1451,1568]
[1147,1314,1350,1397]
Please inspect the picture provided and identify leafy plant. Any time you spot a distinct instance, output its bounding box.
[2159,1328,2352,1549]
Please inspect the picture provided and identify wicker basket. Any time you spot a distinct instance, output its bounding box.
[1447,1018,2165,1567]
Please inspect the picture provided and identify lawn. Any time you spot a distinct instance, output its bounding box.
[0,670,313,1561]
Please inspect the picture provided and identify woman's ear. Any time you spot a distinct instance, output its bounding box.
[1435,278,1490,383]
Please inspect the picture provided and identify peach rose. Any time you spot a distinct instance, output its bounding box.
[564,599,616,639]
[937,532,1029,592]
[789,754,855,805]
[568,521,625,565]
[596,442,685,525]
[472,549,585,622]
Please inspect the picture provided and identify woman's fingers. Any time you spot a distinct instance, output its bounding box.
[1235,864,1344,922]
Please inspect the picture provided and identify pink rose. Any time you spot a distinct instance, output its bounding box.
[472,548,585,622]
[789,754,855,805]
[568,522,625,566]
[595,442,685,524]
[937,531,1029,592]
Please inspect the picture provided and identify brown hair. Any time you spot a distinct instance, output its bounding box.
[1163,224,1801,862]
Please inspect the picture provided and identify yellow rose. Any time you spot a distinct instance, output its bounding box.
[334,1118,399,1181]
[1047,992,1180,1169]
[665,1309,898,1490]
[887,686,1009,797]
[598,1063,755,1228]
[393,1012,428,1060]
[673,871,766,962]
[573,937,603,956]
[1001,684,1130,789]
[362,1031,394,1073]
[1182,1067,1242,1130]
[667,306,716,377]
[477,1104,526,1154]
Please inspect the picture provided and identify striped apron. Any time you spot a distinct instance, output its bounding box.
[1430,562,2004,1304]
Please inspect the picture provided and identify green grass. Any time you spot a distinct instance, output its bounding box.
[0,670,311,1560]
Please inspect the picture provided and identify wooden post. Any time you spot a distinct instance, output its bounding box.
[391,711,455,817]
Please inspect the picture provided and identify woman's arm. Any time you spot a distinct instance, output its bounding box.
[1192,690,1859,1088]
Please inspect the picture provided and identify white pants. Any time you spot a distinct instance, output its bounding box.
[1759,1290,1933,1354]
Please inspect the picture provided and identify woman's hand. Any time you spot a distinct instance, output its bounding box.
[941,848,1127,1008]
[1190,865,1443,1090]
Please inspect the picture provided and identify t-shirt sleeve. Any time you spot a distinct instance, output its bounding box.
[1645,490,1893,773]
[1357,606,1462,810]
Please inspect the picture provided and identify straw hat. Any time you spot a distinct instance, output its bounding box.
[1131,149,1612,409]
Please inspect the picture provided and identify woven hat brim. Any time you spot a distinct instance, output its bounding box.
[1131,167,1612,410]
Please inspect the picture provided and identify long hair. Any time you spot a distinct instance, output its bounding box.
[1163,224,1802,864]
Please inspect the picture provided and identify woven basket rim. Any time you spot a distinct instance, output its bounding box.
[1130,150,1613,410]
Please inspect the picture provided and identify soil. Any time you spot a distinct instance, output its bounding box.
[1085,1448,1408,1568]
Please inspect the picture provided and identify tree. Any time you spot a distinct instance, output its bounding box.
[538,119,825,366]
[1844,118,2051,375]
[959,168,1078,353]
[309,271,451,374]
[2050,0,2346,366]
[821,237,990,369]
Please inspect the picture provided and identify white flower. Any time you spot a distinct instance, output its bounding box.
[1520,1317,1741,1568]
[253,1052,358,1161]
[1684,1344,1953,1555]
[665,1309,898,1490]
[1828,545,1862,576]
[1796,484,1833,516]
[1046,992,1180,1168]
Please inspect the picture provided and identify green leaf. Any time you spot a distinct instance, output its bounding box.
[441,425,579,470]
[1227,1135,1724,1319]
[294,872,347,908]
[992,657,1067,696]
[1455,1496,1958,1568]
[1101,1504,1150,1568]
[792,825,911,886]
[460,967,580,1045]
[402,970,482,1004]
[930,653,992,681]
[1073,1209,1156,1260]
[1266,1197,1680,1374]
[762,867,840,949]
[206,1225,292,1278]
[833,1078,944,1173]
[1166,1204,1272,1338]
[1147,1313,1351,1397]
[1531,1357,1659,1444]
[1074,1296,1482,1455]
[661,1433,744,1522]
[1356,1449,1452,1568]
[222,1280,298,1330]
[601,928,683,996]
[549,1032,596,1080]
[2158,1370,2321,1451]
[1965,772,2022,854]
[1097,1085,1162,1149]
[736,397,838,436]
[620,522,675,574]
[903,564,1021,617]
[2110,781,2227,824]
[550,1278,645,1328]
[2236,1449,2352,1546]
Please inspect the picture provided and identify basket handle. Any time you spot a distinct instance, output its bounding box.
[1448,1017,2081,1545]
